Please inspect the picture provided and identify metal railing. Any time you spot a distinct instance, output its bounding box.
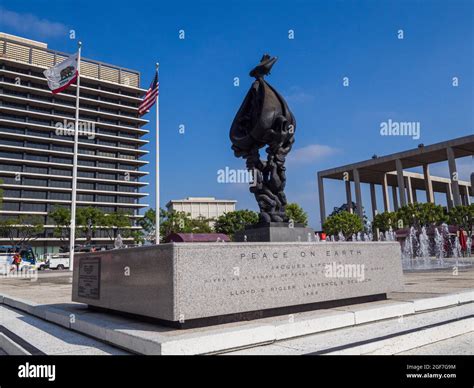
[0,37,140,88]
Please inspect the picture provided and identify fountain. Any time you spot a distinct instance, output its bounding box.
[417,226,430,267]
[338,231,346,242]
[434,228,445,263]
[401,222,471,271]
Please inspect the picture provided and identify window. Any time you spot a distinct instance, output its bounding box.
[118,185,136,193]
[23,178,47,186]
[97,183,116,191]
[79,148,95,155]
[0,139,23,147]
[77,194,94,201]
[0,163,21,171]
[96,195,115,202]
[97,172,115,180]
[79,159,95,167]
[49,192,71,200]
[24,166,48,174]
[3,189,20,197]
[50,168,71,176]
[21,203,46,212]
[51,156,72,164]
[97,150,115,157]
[0,127,24,134]
[118,173,136,182]
[0,151,22,159]
[117,196,136,204]
[26,142,49,150]
[52,145,73,152]
[25,154,48,162]
[0,176,17,184]
[0,113,26,122]
[29,118,51,125]
[98,139,117,147]
[119,164,135,170]
[78,182,94,190]
[23,190,47,199]
[50,180,71,188]
[119,153,136,160]
[97,128,116,136]
[2,202,20,210]
[97,162,116,169]
[78,171,94,178]
[26,129,50,138]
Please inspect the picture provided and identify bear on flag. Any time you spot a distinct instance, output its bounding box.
[43,53,79,94]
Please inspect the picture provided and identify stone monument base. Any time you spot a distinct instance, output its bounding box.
[72,242,403,329]
[234,222,316,242]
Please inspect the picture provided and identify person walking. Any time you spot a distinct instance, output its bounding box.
[13,252,21,272]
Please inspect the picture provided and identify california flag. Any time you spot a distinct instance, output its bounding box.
[43,53,79,94]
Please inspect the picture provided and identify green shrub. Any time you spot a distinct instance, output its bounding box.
[323,211,364,238]
[448,204,474,236]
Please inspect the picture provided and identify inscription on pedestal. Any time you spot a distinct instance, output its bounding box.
[78,257,101,299]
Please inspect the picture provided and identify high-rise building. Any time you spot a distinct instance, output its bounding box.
[0,33,149,255]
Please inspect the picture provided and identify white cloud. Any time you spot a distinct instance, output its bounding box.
[287,144,339,165]
[0,8,68,39]
[284,86,315,104]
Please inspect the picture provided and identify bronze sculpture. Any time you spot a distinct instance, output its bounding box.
[230,54,296,223]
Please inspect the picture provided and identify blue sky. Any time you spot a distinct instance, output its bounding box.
[1,0,473,228]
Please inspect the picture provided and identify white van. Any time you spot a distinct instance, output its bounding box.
[49,253,70,270]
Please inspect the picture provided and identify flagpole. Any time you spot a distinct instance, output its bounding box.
[155,63,160,244]
[69,41,82,270]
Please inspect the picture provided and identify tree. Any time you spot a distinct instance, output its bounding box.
[373,211,399,232]
[102,210,133,242]
[396,203,447,228]
[329,201,368,227]
[0,215,44,249]
[129,230,145,245]
[48,206,71,242]
[448,204,474,237]
[139,208,156,236]
[160,209,212,239]
[140,208,214,242]
[285,203,308,226]
[214,210,259,237]
[323,211,364,239]
[75,207,105,245]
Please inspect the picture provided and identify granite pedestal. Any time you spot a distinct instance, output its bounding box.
[72,242,404,328]
[234,222,316,242]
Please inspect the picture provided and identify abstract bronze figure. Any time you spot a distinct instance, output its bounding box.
[230,54,296,223]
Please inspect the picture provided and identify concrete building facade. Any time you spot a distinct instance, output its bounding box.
[166,197,237,222]
[317,135,473,226]
[0,33,149,255]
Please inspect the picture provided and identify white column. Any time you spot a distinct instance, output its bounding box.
[69,41,82,271]
[155,63,160,244]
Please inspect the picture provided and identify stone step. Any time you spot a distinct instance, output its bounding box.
[227,303,474,355]
[0,305,129,355]
[0,290,472,355]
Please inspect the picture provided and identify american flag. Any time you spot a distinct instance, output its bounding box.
[138,71,159,115]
